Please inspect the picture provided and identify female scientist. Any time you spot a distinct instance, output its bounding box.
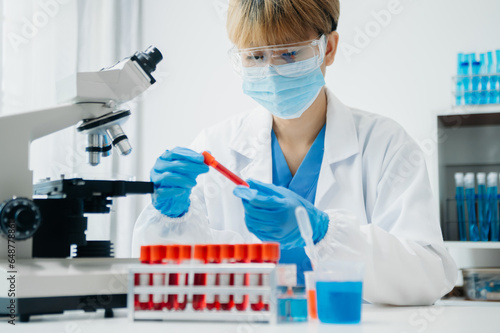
[133,0,457,305]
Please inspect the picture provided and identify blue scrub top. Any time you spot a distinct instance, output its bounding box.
[271,124,326,285]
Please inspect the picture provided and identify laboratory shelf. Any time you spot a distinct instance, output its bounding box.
[436,104,500,116]
[444,241,500,249]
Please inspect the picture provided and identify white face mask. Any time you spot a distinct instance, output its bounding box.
[242,57,326,119]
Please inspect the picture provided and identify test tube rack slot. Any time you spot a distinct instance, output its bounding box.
[128,263,278,324]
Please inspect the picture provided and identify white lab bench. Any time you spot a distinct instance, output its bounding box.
[1,303,499,333]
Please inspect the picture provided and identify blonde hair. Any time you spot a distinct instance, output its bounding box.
[227,0,340,48]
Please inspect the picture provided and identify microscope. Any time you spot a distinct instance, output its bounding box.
[0,46,163,322]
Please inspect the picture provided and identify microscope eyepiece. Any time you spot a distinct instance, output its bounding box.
[133,46,163,74]
[74,47,163,166]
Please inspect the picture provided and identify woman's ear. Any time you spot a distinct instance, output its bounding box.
[324,32,339,67]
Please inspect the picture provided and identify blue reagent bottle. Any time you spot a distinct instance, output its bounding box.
[455,173,467,241]
[461,54,472,105]
[471,53,481,105]
[479,54,489,104]
[495,50,500,104]
[456,53,464,106]
[465,172,479,241]
[477,173,487,241]
[487,172,498,242]
[488,52,497,104]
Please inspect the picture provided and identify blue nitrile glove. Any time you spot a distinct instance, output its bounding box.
[150,147,209,218]
[233,179,329,250]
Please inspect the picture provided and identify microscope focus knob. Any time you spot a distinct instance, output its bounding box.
[0,197,42,240]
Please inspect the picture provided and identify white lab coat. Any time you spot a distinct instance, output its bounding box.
[132,87,457,306]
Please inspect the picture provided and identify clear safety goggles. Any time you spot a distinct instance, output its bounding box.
[229,35,327,81]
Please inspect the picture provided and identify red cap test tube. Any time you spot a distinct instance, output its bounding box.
[193,245,208,311]
[150,245,167,310]
[177,245,192,310]
[233,244,249,311]
[206,245,221,311]
[219,245,235,311]
[202,151,249,187]
[249,244,264,311]
[165,245,180,310]
[137,246,152,310]
[262,243,280,310]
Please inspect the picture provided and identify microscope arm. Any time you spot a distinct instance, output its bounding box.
[0,45,163,202]
[0,102,112,202]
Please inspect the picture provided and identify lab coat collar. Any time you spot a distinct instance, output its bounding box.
[315,87,360,209]
[229,105,273,160]
[229,87,359,184]
[229,106,273,183]
[323,87,360,165]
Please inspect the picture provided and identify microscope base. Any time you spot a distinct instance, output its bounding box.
[0,294,126,322]
[0,258,138,322]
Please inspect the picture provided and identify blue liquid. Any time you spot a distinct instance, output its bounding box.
[316,281,362,324]
[490,76,499,104]
[466,188,479,241]
[487,186,498,241]
[478,184,487,241]
[463,77,471,104]
[278,297,308,322]
[471,77,480,104]
[480,76,489,104]
[456,186,467,241]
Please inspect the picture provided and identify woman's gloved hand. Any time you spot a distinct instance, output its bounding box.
[233,179,329,249]
[150,147,209,218]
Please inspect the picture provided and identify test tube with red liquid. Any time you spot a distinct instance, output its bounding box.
[150,245,167,310]
[262,243,280,311]
[249,244,264,311]
[202,151,249,187]
[136,246,152,310]
[193,245,208,311]
[233,244,249,311]
[165,245,179,310]
[177,245,192,310]
[219,244,235,311]
[206,245,221,310]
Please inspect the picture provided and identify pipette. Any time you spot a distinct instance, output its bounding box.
[295,206,318,269]
[202,151,249,187]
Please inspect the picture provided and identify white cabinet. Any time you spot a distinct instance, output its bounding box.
[437,105,500,280]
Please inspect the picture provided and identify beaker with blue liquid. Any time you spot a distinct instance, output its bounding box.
[315,261,364,324]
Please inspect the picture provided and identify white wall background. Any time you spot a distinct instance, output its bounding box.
[1,0,498,256]
[139,0,500,210]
